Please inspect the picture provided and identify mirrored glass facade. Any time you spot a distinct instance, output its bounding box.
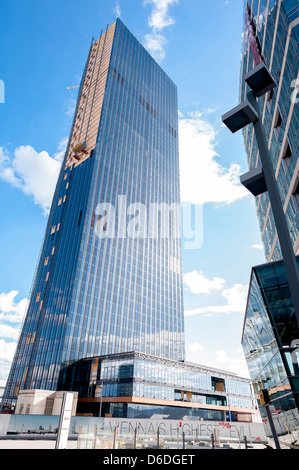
[59,352,256,421]
[2,19,185,408]
[242,257,299,437]
[240,0,299,261]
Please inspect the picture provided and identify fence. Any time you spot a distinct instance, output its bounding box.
[2,413,299,449]
[76,418,267,450]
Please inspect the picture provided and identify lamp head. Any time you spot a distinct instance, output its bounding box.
[240,166,267,196]
[222,101,259,133]
[244,63,276,98]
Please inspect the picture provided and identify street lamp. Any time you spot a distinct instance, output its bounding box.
[98,382,103,418]
[222,62,299,332]
[226,390,232,422]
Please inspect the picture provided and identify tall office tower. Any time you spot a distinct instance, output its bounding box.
[3,19,185,407]
[240,0,299,262]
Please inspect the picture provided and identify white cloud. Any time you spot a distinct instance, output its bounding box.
[0,339,16,363]
[179,114,248,205]
[252,244,263,250]
[184,270,226,295]
[0,291,27,324]
[0,291,27,380]
[209,349,249,378]
[145,0,178,30]
[144,0,178,61]
[114,1,121,17]
[188,342,204,354]
[144,33,167,61]
[0,147,19,186]
[0,339,17,381]
[0,324,20,341]
[186,344,250,378]
[0,138,67,215]
[222,283,248,311]
[63,96,77,119]
[185,283,248,317]
[54,137,68,163]
[0,290,27,344]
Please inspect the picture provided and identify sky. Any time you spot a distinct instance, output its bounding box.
[0,0,266,384]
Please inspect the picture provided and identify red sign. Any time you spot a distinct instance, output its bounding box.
[218,422,232,429]
[245,9,261,67]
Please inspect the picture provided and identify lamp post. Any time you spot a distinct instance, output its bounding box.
[226,390,232,422]
[99,382,103,418]
[113,424,119,449]
[211,433,215,449]
[222,62,299,331]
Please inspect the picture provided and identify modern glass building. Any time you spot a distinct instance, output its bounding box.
[2,19,184,407]
[2,19,258,422]
[240,0,299,261]
[242,257,299,438]
[59,351,257,421]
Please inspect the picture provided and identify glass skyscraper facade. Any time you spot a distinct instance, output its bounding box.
[2,19,185,407]
[242,257,299,439]
[2,19,258,423]
[240,0,299,261]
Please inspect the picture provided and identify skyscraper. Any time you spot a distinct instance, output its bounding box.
[239,0,299,442]
[3,19,185,406]
[2,19,258,424]
[240,0,299,262]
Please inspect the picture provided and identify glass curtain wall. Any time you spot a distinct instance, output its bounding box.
[240,0,299,261]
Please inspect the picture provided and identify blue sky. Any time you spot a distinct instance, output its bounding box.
[0,0,266,383]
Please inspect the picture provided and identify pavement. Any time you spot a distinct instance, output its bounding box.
[0,437,268,450]
[0,438,78,449]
